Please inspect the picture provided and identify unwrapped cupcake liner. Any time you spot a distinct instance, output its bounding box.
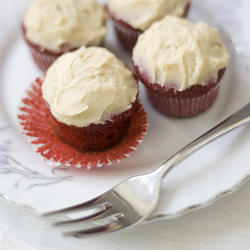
[18,78,148,169]
[145,84,220,118]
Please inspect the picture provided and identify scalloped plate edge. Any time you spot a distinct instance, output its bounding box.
[1,174,250,222]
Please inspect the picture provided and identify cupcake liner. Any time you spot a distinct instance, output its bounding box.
[26,43,59,72]
[22,25,60,72]
[183,0,191,17]
[145,84,220,118]
[112,18,142,52]
[18,78,148,169]
[107,1,191,53]
[24,37,103,72]
[134,65,225,118]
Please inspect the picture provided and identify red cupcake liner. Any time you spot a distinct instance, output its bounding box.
[145,84,219,118]
[26,44,59,72]
[134,65,225,118]
[22,25,62,71]
[107,1,191,52]
[18,78,148,169]
[112,18,142,52]
[22,24,103,72]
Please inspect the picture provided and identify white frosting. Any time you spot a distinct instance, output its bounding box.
[42,46,138,127]
[133,16,229,91]
[23,0,107,53]
[107,0,189,30]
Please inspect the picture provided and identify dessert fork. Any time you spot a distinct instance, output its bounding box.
[43,102,250,237]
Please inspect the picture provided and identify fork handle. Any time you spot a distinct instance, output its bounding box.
[156,102,250,180]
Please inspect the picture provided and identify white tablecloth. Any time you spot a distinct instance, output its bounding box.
[1,180,250,250]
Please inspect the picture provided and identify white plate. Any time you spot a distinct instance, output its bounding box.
[1,0,250,222]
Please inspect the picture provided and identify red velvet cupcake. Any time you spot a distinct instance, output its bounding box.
[133,16,229,118]
[18,46,148,168]
[18,78,148,168]
[22,0,107,72]
[106,0,191,52]
[41,46,140,151]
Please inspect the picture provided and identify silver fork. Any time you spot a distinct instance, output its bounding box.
[43,102,250,237]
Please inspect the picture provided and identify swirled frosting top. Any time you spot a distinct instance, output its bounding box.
[23,0,107,53]
[42,46,138,127]
[106,0,189,30]
[133,16,229,91]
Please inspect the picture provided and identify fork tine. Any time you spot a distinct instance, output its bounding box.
[42,196,101,217]
[63,213,125,237]
[53,202,113,226]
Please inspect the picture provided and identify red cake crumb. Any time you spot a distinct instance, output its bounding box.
[52,99,138,151]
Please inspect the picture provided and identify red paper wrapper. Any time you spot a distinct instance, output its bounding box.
[18,78,148,169]
[22,25,62,72]
[112,18,142,53]
[22,25,103,72]
[26,43,59,72]
[107,1,191,52]
[134,65,226,118]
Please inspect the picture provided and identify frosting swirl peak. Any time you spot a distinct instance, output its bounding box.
[23,0,107,53]
[107,0,189,30]
[42,47,138,127]
[133,16,229,91]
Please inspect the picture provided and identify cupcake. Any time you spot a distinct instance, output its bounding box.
[106,0,191,52]
[42,46,139,151]
[133,16,229,118]
[22,0,107,71]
